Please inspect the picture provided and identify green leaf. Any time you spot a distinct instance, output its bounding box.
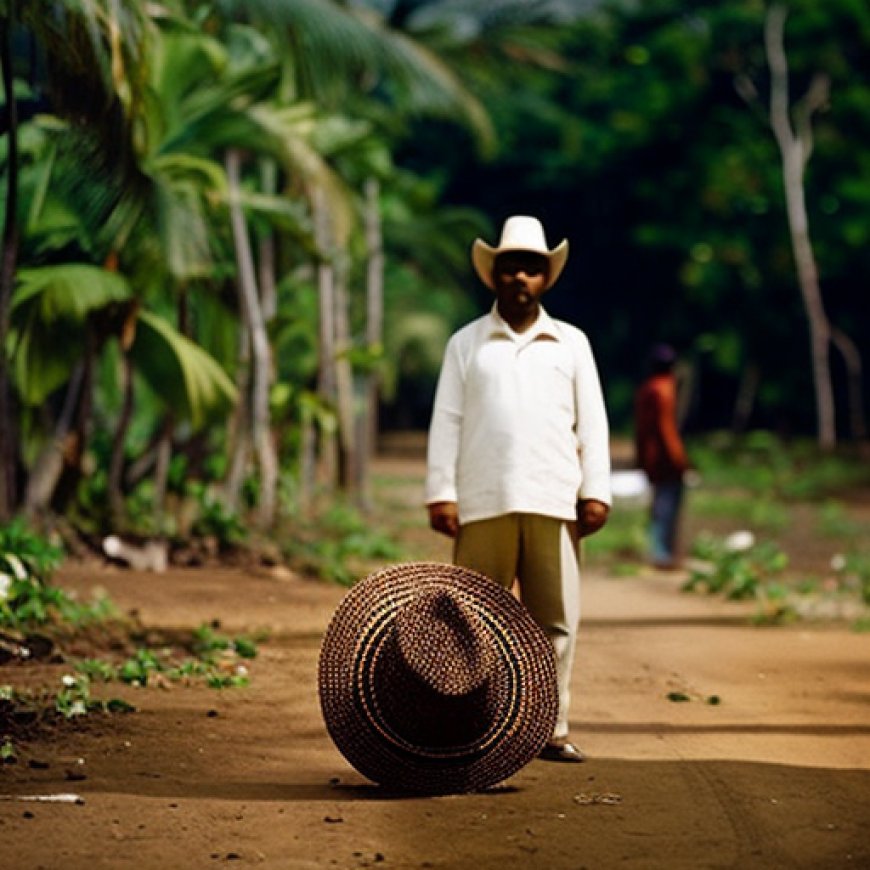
[12,265,132,320]
[131,309,238,428]
[11,316,83,406]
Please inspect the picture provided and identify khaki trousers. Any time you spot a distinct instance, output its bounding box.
[454,513,581,740]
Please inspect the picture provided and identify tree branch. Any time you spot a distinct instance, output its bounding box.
[793,72,830,164]
[764,3,795,156]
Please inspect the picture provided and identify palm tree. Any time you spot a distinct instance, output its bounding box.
[209,0,501,506]
[1,0,151,517]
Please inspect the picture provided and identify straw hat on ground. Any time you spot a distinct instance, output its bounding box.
[471,215,569,290]
[318,562,558,794]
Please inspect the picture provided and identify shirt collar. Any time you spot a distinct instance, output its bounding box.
[487,304,561,343]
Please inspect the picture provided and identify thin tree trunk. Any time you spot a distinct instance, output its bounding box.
[830,327,867,441]
[224,300,251,512]
[299,406,317,515]
[153,423,172,517]
[224,403,251,512]
[765,4,836,449]
[0,13,20,517]
[732,363,760,434]
[333,254,357,495]
[107,349,135,525]
[359,177,383,511]
[259,159,279,323]
[51,321,96,512]
[23,364,84,515]
[313,187,338,490]
[226,148,278,527]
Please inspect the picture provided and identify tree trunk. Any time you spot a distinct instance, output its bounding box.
[107,348,135,525]
[298,404,317,515]
[313,187,338,490]
[226,148,278,527]
[830,327,867,441]
[0,13,20,517]
[732,363,760,434]
[765,4,836,449]
[51,321,96,513]
[223,304,251,513]
[258,159,279,323]
[333,254,357,495]
[23,364,84,515]
[359,177,384,511]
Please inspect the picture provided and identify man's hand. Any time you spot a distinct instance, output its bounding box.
[577,498,610,538]
[428,501,459,538]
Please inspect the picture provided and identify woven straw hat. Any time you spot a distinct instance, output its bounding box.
[318,562,558,794]
[472,215,569,291]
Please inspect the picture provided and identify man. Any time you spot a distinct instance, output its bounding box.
[425,215,612,763]
[634,343,689,569]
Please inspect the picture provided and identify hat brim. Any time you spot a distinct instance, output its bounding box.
[472,238,569,291]
[318,562,558,794]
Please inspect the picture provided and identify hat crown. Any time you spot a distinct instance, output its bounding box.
[496,215,552,255]
[318,562,560,794]
[471,215,568,291]
[395,589,494,696]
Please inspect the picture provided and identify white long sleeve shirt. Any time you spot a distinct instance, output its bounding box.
[425,306,612,524]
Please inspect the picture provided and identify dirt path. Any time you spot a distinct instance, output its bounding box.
[3,452,870,869]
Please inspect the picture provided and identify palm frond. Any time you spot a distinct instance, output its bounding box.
[131,309,238,429]
[12,264,132,320]
[9,263,132,406]
[218,0,495,153]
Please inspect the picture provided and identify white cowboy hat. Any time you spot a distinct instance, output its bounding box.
[471,215,569,291]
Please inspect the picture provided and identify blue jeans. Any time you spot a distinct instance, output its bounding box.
[650,480,684,563]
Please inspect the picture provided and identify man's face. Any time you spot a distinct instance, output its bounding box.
[492,252,549,313]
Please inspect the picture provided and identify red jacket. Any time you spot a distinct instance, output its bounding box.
[634,373,688,483]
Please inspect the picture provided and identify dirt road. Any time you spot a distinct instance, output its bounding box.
[2,449,870,868]
[3,559,869,869]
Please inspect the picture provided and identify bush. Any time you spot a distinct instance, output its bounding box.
[684,532,789,600]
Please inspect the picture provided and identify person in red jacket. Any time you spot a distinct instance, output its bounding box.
[634,344,689,569]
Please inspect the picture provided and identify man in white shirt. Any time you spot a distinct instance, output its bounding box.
[425,215,612,762]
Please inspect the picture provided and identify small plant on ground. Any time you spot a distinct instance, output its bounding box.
[684,532,796,622]
[0,521,260,758]
[283,501,403,585]
[72,625,259,690]
[189,484,248,551]
[1,521,113,629]
[685,532,789,601]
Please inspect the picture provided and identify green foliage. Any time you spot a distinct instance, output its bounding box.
[284,501,403,585]
[1,737,17,762]
[583,502,647,572]
[0,521,112,628]
[690,490,790,534]
[130,310,239,430]
[816,500,868,541]
[6,0,870,544]
[55,673,134,719]
[192,624,260,662]
[831,553,870,606]
[189,485,248,550]
[690,433,870,500]
[685,532,789,601]
[70,624,258,700]
[0,518,64,582]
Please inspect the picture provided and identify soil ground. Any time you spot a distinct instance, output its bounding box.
[2,443,870,869]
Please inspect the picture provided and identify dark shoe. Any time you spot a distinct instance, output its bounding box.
[539,740,586,763]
